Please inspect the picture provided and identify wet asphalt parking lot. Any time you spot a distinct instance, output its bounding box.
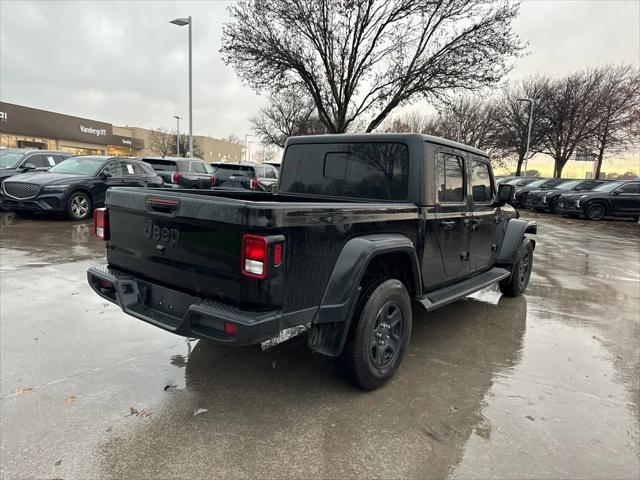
[0,211,638,479]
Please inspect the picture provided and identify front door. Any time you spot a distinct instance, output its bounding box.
[434,151,470,280]
[468,158,500,272]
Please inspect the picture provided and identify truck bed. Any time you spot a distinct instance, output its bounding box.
[104,187,419,312]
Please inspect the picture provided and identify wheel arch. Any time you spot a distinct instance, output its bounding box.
[497,218,537,266]
[307,234,421,357]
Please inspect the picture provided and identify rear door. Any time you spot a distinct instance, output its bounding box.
[612,182,640,214]
[468,158,499,272]
[434,150,470,280]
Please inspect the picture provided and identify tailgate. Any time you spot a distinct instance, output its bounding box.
[105,188,247,303]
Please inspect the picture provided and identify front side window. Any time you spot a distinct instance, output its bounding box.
[25,154,47,168]
[470,160,492,202]
[437,153,465,203]
[280,142,409,201]
[191,162,207,174]
[104,161,125,176]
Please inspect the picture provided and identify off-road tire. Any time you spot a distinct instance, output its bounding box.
[66,192,92,220]
[338,279,412,390]
[585,202,606,221]
[499,238,534,297]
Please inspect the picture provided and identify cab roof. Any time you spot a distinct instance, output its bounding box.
[285,133,489,158]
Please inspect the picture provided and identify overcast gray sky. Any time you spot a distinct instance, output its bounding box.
[1,0,638,139]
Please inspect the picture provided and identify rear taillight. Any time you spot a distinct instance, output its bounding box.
[242,234,268,278]
[240,234,285,279]
[211,175,217,187]
[250,177,259,190]
[171,172,181,184]
[94,208,109,240]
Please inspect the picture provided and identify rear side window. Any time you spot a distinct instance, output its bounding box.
[470,160,492,202]
[437,153,465,203]
[144,159,178,172]
[280,142,409,201]
[618,183,640,194]
[191,161,207,174]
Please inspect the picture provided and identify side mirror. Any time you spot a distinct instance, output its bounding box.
[496,183,514,205]
[21,163,36,171]
[101,171,113,179]
[611,190,621,195]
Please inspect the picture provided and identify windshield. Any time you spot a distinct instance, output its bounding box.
[592,181,625,193]
[554,180,581,190]
[0,150,27,168]
[522,179,546,188]
[507,177,538,186]
[48,156,105,176]
[216,165,255,177]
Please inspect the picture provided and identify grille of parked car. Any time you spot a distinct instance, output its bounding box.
[2,182,40,199]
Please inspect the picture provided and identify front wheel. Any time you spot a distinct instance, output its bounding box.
[66,192,92,220]
[585,202,606,221]
[338,279,412,390]
[499,238,534,297]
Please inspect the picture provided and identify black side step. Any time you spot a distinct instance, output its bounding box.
[416,267,510,311]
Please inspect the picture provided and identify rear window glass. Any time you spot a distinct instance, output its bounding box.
[216,165,255,176]
[280,143,409,201]
[143,159,178,172]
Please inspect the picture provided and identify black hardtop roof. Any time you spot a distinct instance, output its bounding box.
[285,133,489,158]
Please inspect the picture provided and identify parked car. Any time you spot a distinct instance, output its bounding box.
[142,157,216,189]
[524,179,605,212]
[212,162,279,191]
[556,180,640,221]
[87,133,536,390]
[0,148,72,183]
[0,156,162,220]
[512,178,570,207]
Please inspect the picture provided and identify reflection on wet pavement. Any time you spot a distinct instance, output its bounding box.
[0,211,638,479]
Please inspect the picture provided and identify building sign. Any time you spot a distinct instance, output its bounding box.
[79,125,107,137]
[121,138,132,145]
[0,111,7,122]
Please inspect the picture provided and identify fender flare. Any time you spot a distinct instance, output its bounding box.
[308,234,421,357]
[497,218,537,265]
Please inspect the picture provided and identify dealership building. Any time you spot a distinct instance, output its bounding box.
[0,102,242,162]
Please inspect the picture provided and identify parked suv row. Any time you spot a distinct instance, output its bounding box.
[502,175,640,221]
[0,148,72,183]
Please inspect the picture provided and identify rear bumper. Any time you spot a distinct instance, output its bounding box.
[87,264,282,345]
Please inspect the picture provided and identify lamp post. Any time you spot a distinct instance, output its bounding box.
[170,16,193,158]
[173,115,181,157]
[243,133,253,163]
[517,98,535,177]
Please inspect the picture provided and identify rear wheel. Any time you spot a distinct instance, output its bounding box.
[66,192,91,220]
[585,202,606,221]
[499,238,534,297]
[338,279,412,390]
[549,199,560,214]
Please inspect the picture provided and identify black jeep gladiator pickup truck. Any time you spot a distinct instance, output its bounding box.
[87,134,535,389]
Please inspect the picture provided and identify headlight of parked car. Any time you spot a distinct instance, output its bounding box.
[42,185,71,191]
[576,195,588,207]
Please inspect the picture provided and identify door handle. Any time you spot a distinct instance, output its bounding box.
[439,220,456,231]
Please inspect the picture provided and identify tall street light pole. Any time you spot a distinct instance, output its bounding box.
[517,98,535,177]
[170,16,193,158]
[173,115,181,157]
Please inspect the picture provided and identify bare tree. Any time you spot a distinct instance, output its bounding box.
[169,134,203,159]
[253,147,279,163]
[222,134,246,158]
[491,77,550,175]
[148,127,173,157]
[222,0,523,133]
[590,65,640,179]
[251,88,325,148]
[537,69,605,178]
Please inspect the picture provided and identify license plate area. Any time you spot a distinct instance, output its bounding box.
[135,279,199,320]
